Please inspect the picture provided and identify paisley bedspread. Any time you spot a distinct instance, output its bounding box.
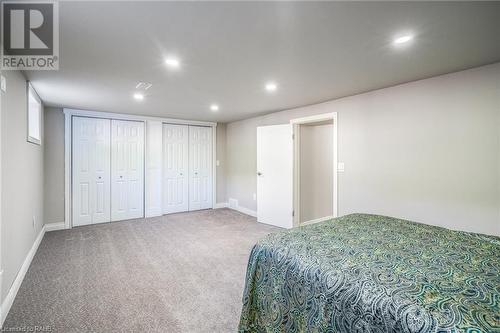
[238,214,500,333]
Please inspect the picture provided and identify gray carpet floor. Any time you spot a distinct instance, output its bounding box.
[3,208,280,332]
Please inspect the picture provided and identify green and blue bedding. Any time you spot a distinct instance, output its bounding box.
[239,214,500,332]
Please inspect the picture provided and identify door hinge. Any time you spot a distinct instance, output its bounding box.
[292,210,295,217]
[292,134,295,140]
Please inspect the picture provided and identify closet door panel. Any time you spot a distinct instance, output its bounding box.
[163,124,189,214]
[93,119,112,223]
[72,117,111,226]
[188,127,201,211]
[111,120,128,221]
[73,119,92,226]
[201,126,213,209]
[199,127,211,208]
[127,121,144,217]
[111,120,145,221]
[188,126,212,211]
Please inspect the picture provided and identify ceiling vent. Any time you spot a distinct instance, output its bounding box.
[135,82,152,90]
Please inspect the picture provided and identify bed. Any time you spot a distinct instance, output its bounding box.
[239,213,500,332]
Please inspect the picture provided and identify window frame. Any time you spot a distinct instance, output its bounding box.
[27,82,42,145]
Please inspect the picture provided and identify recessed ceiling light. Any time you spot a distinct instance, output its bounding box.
[165,57,180,69]
[265,82,277,92]
[133,93,144,101]
[393,34,414,45]
[210,104,219,112]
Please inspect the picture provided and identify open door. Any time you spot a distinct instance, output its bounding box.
[257,124,293,228]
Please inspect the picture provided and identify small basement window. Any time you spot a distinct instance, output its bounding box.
[27,82,42,145]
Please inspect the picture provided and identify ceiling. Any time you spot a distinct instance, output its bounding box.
[26,1,500,123]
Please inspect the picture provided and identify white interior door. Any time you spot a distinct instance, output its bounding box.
[257,124,293,228]
[72,117,111,226]
[188,126,213,211]
[163,124,189,214]
[111,120,145,221]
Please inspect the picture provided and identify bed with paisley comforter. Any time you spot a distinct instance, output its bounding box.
[239,214,500,333]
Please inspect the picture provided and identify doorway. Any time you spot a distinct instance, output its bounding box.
[291,113,338,227]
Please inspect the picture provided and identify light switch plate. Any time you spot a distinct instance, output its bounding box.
[216,160,220,166]
[338,162,345,172]
[0,75,6,92]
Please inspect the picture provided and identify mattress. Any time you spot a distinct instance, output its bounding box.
[239,213,500,332]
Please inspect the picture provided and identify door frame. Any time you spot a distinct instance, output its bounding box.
[290,112,338,227]
[64,108,217,229]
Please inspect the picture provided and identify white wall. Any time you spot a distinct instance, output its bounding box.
[1,70,44,303]
[216,123,227,203]
[226,63,500,236]
[300,123,333,222]
[44,107,65,224]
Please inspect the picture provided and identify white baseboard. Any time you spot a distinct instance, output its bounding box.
[214,202,228,209]
[227,198,257,217]
[44,222,66,232]
[145,210,163,218]
[215,201,257,217]
[0,223,50,326]
[232,205,257,217]
[300,215,334,226]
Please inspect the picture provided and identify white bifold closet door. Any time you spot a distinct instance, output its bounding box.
[111,120,145,221]
[162,124,212,214]
[188,126,213,211]
[162,124,189,214]
[72,117,111,226]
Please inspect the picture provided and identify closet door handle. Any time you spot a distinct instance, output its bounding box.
[257,172,262,176]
